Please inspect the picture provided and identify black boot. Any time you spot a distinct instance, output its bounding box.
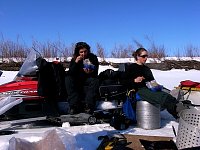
[69,106,79,115]
[176,100,192,115]
[84,104,94,114]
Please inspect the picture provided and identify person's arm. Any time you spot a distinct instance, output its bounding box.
[68,58,81,76]
[144,66,155,82]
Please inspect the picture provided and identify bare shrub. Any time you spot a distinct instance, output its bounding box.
[149,44,166,58]
[63,43,75,58]
[184,45,200,58]
[96,43,106,60]
[0,35,28,62]
[31,36,76,60]
[144,36,166,60]
[110,44,133,58]
[132,37,166,60]
[174,48,182,60]
[133,39,143,48]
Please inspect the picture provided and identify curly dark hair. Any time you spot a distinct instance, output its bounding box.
[73,42,91,58]
[132,47,147,60]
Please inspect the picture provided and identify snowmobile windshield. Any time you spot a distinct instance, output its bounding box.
[14,50,41,81]
[0,70,2,77]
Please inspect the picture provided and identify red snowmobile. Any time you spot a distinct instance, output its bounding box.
[0,50,129,129]
[0,50,46,120]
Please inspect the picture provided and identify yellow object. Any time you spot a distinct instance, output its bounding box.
[105,142,114,150]
[175,86,200,91]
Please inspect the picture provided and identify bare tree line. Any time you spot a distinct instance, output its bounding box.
[0,34,200,62]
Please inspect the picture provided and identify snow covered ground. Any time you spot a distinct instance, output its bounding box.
[0,66,200,149]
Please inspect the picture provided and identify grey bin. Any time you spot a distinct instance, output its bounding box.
[136,101,161,130]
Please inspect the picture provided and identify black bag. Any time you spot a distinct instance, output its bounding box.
[98,69,126,85]
[110,112,131,130]
[36,58,67,100]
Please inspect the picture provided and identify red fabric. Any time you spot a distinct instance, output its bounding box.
[180,80,200,88]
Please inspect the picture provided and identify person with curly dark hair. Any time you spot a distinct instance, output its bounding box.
[65,42,99,114]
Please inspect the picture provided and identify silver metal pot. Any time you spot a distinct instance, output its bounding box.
[136,101,160,130]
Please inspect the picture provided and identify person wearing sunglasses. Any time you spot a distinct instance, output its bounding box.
[125,47,187,119]
[65,42,99,114]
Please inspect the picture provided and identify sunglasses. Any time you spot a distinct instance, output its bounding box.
[139,55,148,58]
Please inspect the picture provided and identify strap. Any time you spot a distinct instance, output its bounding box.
[127,89,135,97]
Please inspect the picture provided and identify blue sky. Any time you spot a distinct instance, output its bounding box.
[0,0,200,56]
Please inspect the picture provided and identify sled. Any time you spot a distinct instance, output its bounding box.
[173,80,200,106]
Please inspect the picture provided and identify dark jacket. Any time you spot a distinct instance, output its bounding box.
[67,53,99,79]
[126,63,155,89]
[37,58,67,99]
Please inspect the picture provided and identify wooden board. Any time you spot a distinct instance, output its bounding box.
[124,134,174,150]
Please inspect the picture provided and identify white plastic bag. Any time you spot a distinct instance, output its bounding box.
[0,96,22,115]
[8,128,79,150]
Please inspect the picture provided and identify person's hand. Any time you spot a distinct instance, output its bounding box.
[83,68,94,74]
[75,56,83,63]
[134,76,145,83]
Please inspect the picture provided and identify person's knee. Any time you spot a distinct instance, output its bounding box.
[93,78,99,87]
[87,78,99,88]
[91,77,99,83]
[65,75,75,87]
[65,75,73,83]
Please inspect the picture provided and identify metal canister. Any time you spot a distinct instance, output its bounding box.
[136,101,160,130]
